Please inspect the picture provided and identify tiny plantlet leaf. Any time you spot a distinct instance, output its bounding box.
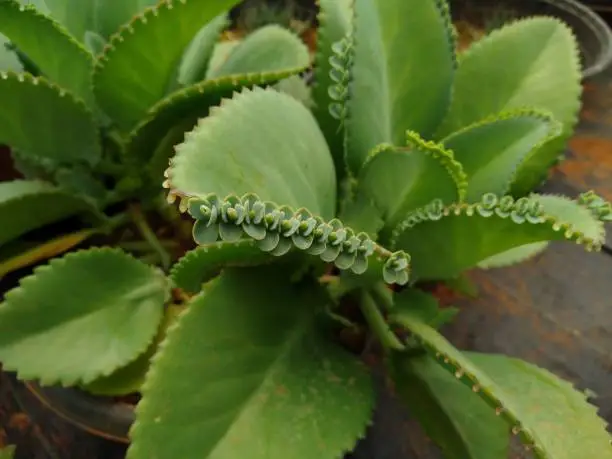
[0,248,169,385]
[345,0,456,175]
[0,72,101,166]
[0,180,99,248]
[0,0,95,106]
[391,192,608,280]
[180,192,411,286]
[128,267,374,459]
[93,0,241,130]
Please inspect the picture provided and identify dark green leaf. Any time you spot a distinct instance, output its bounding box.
[128,266,373,459]
[0,248,169,385]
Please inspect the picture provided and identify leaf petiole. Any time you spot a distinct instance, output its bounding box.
[360,292,405,351]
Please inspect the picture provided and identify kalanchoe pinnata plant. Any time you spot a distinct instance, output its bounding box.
[1,1,612,459]
[0,0,310,397]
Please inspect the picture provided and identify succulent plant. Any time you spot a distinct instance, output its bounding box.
[1,0,611,458]
[0,445,15,459]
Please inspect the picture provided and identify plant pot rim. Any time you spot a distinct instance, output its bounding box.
[453,0,612,79]
[24,380,134,444]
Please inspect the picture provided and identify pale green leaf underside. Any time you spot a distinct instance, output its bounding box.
[0,33,22,71]
[311,0,352,170]
[0,0,95,106]
[128,267,373,459]
[207,24,310,79]
[392,193,606,280]
[346,0,455,175]
[0,73,101,165]
[392,307,612,459]
[442,109,561,202]
[167,87,337,220]
[170,240,271,294]
[391,354,509,459]
[436,18,581,194]
[477,242,549,269]
[127,70,304,164]
[93,0,240,129]
[357,141,465,232]
[177,13,229,86]
[0,248,168,385]
[0,180,97,247]
[205,40,239,78]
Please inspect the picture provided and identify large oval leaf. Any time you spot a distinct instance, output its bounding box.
[344,0,456,175]
[0,72,101,165]
[391,193,607,280]
[0,0,95,106]
[435,18,582,194]
[166,87,337,219]
[390,305,612,459]
[207,24,310,79]
[442,109,562,201]
[0,180,98,247]
[93,0,240,129]
[0,248,169,385]
[128,266,373,459]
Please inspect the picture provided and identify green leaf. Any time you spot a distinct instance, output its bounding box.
[207,24,310,79]
[128,266,374,459]
[391,193,607,280]
[166,86,337,220]
[394,288,458,330]
[170,240,271,294]
[177,13,229,86]
[357,136,467,234]
[93,0,158,39]
[83,30,106,55]
[391,305,612,459]
[205,40,240,78]
[82,304,182,396]
[442,109,562,202]
[311,0,352,173]
[435,18,582,195]
[127,69,311,165]
[0,445,15,459]
[0,0,95,106]
[0,72,101,165]
[0,180,98,247]
[390,353,509,459]
[477,242,549,269]
[39,0,95,41]
[344,0,456,175]
[93,0,240,130]
[0,248,169,385]
[274,75,312,108]
[0,34,22,71]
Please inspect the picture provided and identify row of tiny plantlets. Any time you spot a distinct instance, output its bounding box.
[578,190,612,221]
[168,191,411,285]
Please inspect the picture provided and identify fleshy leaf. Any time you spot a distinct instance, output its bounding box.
[477,242,549,269]
[128,266,374,459]
[436,18,582,194]
[170,240,271,294]
[207,24,310,79]
[391,303,612,459]
[0,0,95,105]
[307,0,351,170]
[0,34,22,71]
[441,109,562,201]
[127,70,308,165]
[177,13,229,86]
[0,180,98,247]
[93,0,159,39]
[0,72,101,165]
[93,0,240,129]
[166,86,336,219]
[0,248,169,385]
[344,0,456,175]
[357,137,466,233]
[179,192,411,286]
[40,0,95,41]
[82,304,182,396]
[391,192,607,280]
[390,353,509,459]
[0,445,15,459]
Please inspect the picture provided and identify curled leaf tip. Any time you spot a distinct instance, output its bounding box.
[174,192,410,285]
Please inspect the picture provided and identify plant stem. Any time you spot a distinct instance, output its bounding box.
[129,204,171,270]
[360,292,405,351]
